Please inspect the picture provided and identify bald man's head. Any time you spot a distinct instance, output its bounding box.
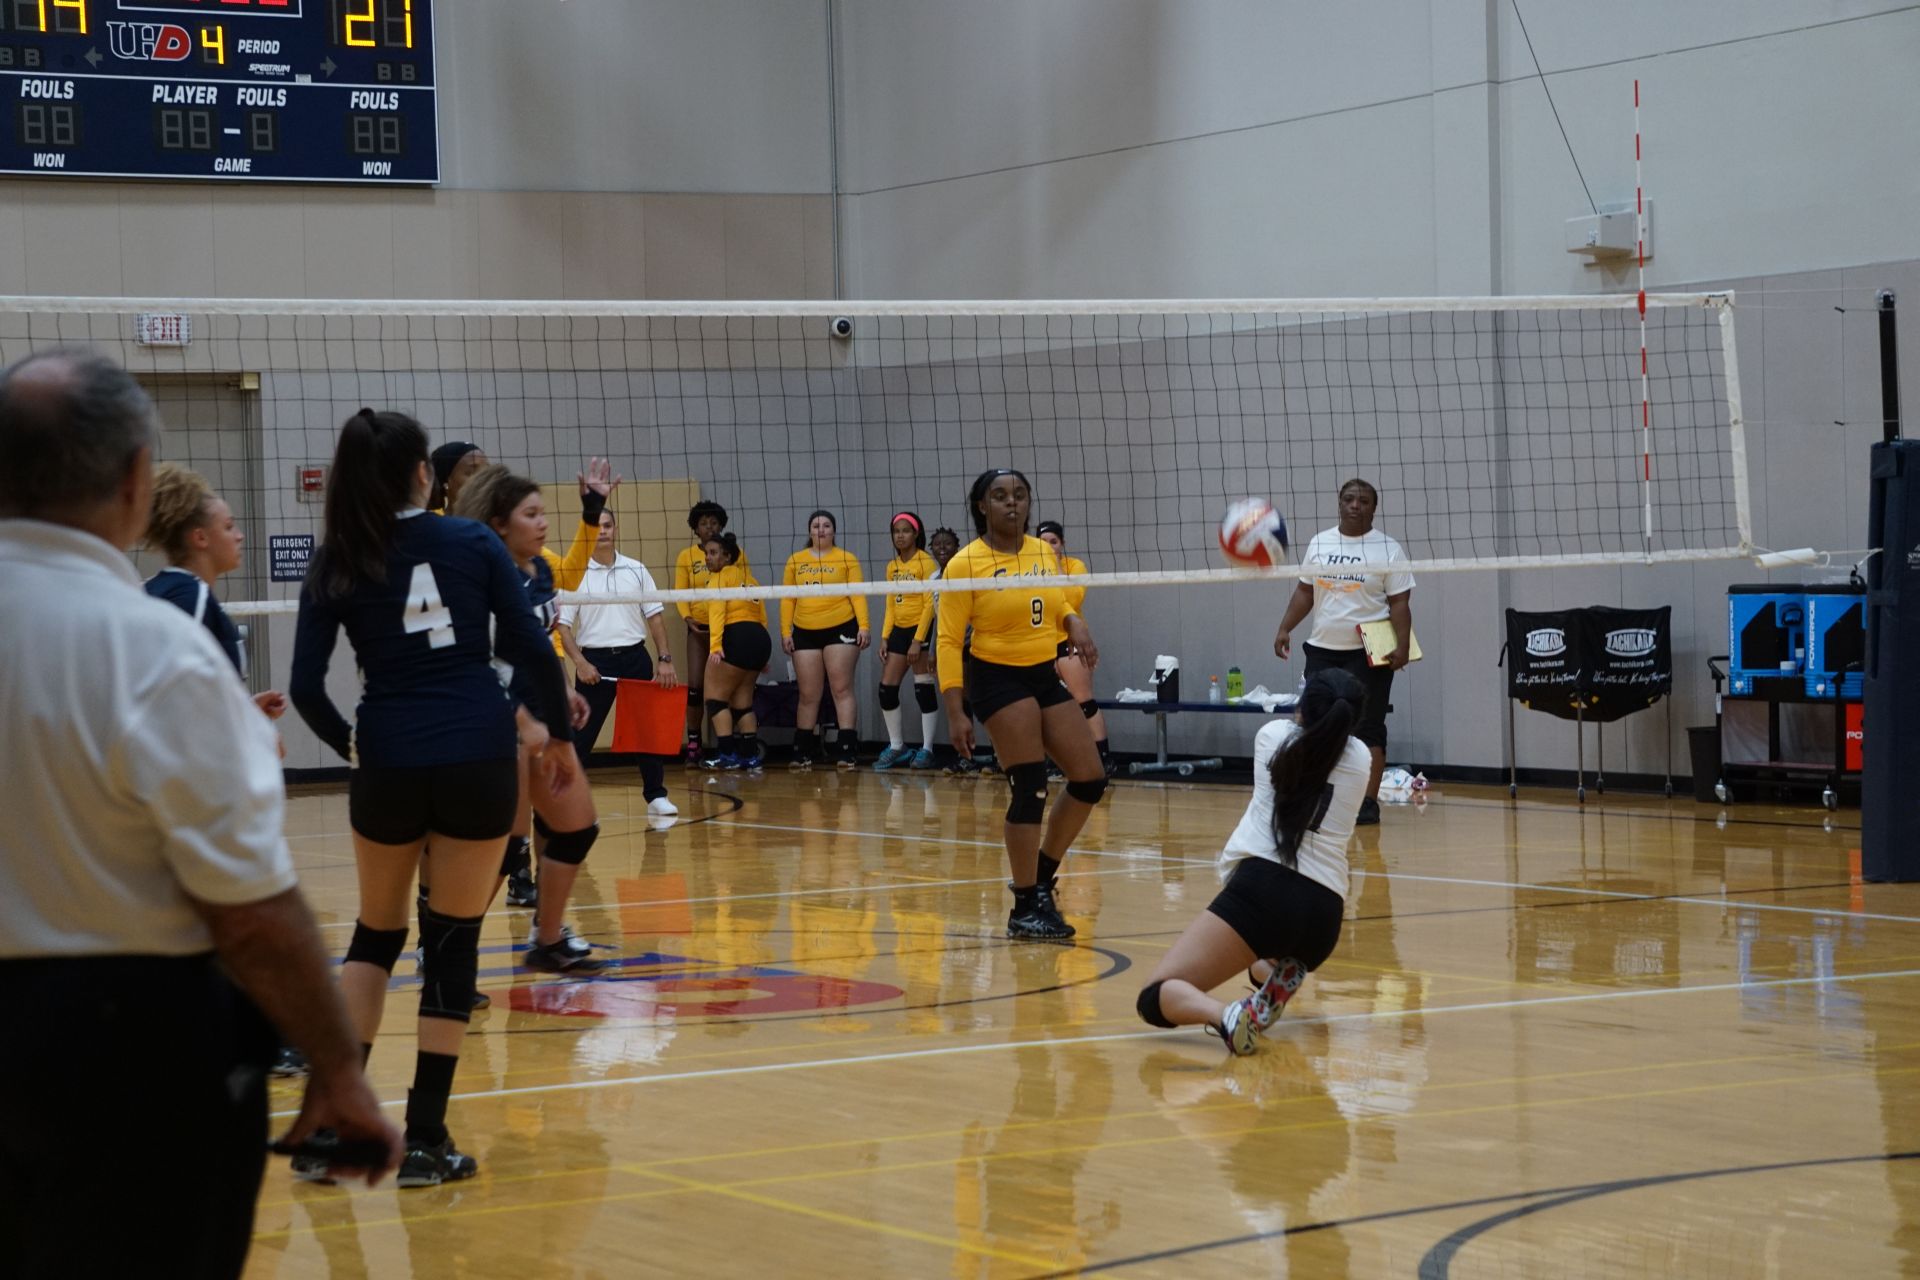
[0,349,158,521]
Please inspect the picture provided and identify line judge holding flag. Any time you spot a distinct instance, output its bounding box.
[1273,477,1415,825]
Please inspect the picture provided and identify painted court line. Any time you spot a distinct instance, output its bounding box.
[269,964,1920,1118]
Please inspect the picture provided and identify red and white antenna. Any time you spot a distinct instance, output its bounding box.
[1636,78,1651,557]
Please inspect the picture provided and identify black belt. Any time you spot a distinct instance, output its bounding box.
[582,642,649,655]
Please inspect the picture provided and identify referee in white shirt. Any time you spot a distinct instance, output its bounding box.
[0,350,400,1279]
[1272,477,1416,825]
[557,508,681,815]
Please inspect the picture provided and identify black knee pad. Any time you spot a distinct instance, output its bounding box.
[914,679,938,713]
[499,833,531,879]
[543,822,599,867]
[532,812,555,841]
[1065,775,1108,806]
[1080,698,1099,719]
[1136,981,1176,1028]
[1006,762,1049,825]
[418,908,484,1024]
[878,682,901,711]
[344,921,409,974]
[705,698,728,721]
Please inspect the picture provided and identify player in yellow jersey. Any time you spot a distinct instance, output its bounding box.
[1036,519,1114,777]
[778,510,870,769]
[674,500,748,759]
[873,511,941,771]
[427,440,488,514]
[695,532,771,769]
[936,469,1108,941]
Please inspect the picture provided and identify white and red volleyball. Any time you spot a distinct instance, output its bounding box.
[1218,498,1289,567]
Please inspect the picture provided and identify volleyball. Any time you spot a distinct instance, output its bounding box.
[1218,498,1289,567]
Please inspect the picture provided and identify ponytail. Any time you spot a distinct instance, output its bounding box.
[314,408,428,598]
[1268,667,1367,864]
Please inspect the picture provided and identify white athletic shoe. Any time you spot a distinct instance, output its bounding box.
[1213,1001,1261,1057]
[527,923,594,957]
[647,796,679,817]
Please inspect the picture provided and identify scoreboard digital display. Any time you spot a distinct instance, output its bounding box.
[0,0,437,184]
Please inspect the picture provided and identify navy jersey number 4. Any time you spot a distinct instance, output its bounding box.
[405,562,456,649]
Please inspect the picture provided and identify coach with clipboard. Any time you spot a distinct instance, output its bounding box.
[1272,478,1419,825]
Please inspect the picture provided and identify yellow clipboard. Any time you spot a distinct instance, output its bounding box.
[1358,619,1421,668]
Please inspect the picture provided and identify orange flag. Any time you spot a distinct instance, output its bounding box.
[611,678,683,754]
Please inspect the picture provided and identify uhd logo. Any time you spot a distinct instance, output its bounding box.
[106,22,191,62]
[1525,628,1566,657]
[1605,628,1657,658]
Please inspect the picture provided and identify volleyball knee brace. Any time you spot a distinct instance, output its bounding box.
[1080,699,1099,719]
[1136,981,1176,1028]
[878,682,901,711]
[705,698,728,722]
[1006,762,1050,825]
[543,821,599,867]
[417,908,484,1024]
[344,921,409,974]
[1065,775,1108,806]
[914,678,938,713]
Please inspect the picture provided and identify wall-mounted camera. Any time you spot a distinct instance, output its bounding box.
[830,316,854,339]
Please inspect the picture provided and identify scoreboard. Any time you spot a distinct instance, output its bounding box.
[0,0,437,184]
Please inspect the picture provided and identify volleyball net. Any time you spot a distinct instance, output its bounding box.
[0,293,1747,617]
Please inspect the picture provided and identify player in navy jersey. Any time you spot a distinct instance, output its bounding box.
[291,409,576,1189]
[452,464,607,975]
[143,461,287,722]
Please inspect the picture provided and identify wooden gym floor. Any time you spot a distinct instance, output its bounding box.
[245,764,1920,1278]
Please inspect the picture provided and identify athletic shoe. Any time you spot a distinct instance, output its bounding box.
[271,1046,310,1078]
[909,748,936,771]
[1045,760,1065,781]
[524,937,608,974]
[505,868,538,909]
[526,922,594,957]
[1103,755,1120,779]
[1006,885,1076,942]
[699,751,727,769]
[944,755,980,776]
[1243,958,1307,1032]
[977,755,1002,777]
[683,738,701,764]
[290,1154,336,1185]
[471,991,491,1012]
[715,751,746,770]
[836,743,860,770]
[873,746,912,771]
[1212,1001,1260,1057]
[1356,796,1381,826]
[397,1138,479,1189]
[647,796,679,817]
[789,752,815,772]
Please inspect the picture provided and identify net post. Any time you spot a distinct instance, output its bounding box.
[1715,296,1754,554]
[1880,290,1901,444]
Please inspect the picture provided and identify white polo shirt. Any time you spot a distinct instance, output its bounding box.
[1219,718,1371,899]
[559,552,665,650]
[0,519,295,958]
[1302,526,1415,651]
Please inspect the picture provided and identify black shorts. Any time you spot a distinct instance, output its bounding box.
[349,758,518,845]
[791,622,858,651]
[1206,858,1344,967]
[884,625,924,657]
[967,655,1073,721]
[720,621,773,672]
[1301,642,1394,750]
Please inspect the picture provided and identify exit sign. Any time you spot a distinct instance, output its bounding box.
[134,313,192,347]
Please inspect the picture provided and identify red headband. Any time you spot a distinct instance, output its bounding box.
[891,512,922,532]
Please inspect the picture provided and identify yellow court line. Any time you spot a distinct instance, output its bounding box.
[619,1164,1086,1275]
[257,1058,1920,1245]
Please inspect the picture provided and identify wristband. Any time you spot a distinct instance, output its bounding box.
[578,488,607,527]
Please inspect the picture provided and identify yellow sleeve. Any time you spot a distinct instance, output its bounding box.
[549,519,598,592]
[847,553,870,630]
[935,555,973,693]
[780,552,798,637]
[881,572,895,636]
[675,546,696,622]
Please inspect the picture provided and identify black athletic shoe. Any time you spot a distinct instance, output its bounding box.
[505,868,538,908]
[1006,886,1076,942]
[471,991,491,1012]
[271,1046,310,1079]
[397,1138,479,1189]
[523,937,608,974]
[1355,797,1381,826]
[835,741,860,770]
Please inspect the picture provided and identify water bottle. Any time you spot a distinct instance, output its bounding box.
[1208,675,1224,704]
[1226,666,1244,701]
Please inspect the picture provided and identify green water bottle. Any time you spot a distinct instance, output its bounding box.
[1226,666,1244,701]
